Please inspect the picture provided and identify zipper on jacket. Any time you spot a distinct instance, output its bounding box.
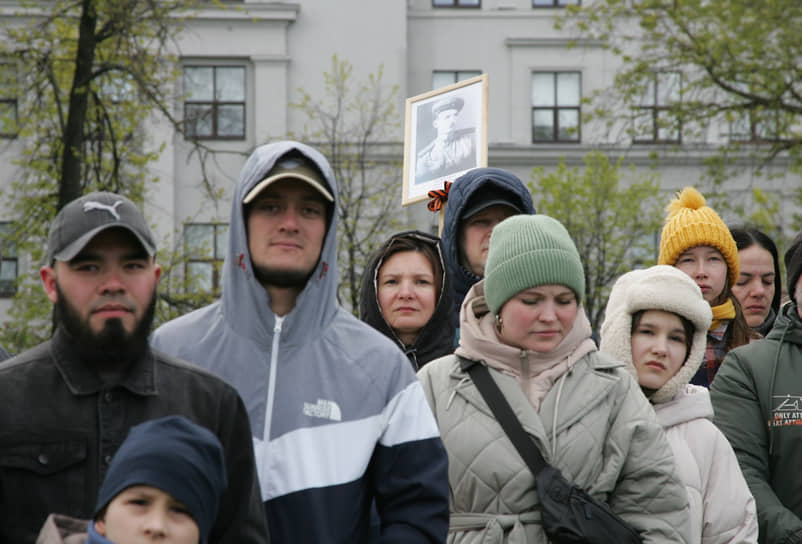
[262,316,283,443]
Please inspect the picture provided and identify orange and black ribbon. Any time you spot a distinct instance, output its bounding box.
[427,181,452,212]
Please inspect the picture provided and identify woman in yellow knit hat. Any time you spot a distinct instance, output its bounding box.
[658,186,758,387]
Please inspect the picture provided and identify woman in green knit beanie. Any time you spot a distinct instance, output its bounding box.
[484,215,585,352]
[417,214,690,543]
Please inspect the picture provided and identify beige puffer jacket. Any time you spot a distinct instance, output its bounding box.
[418,285,691,543]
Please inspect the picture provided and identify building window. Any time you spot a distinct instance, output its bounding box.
[531,72,581,142]
[432,70,482,90]
[0,223,17,297]
[432,0,480,7]
[87,74,138,143]
[184,223,228,293]
[0,61,18,138]
[533,0,579,6]
[729,111,781,143]
[633,72,681,144]
[183,65,245,140]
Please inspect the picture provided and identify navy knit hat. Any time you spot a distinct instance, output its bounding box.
[94,416,227,542]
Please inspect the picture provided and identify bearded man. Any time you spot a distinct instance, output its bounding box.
[0,192,269,543]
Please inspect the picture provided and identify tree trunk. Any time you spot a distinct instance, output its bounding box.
[58,0,98,210]
[348,242,358,313]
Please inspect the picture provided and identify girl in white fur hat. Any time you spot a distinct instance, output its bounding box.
[600,265,757,544]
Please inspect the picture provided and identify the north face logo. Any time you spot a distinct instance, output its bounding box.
[303,399,342,421]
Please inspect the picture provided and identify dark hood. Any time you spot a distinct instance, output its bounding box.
[766,302,802,346]
[441,168,536,325]
[359,231,455,369]
[755,307,777,337]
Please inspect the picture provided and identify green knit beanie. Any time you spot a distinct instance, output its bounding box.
[484,215,584,314]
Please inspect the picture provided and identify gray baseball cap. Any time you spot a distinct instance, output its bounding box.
[47,192,157,263]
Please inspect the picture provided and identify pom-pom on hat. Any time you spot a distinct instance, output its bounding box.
[484,215,584,315]
[658,186,739,287]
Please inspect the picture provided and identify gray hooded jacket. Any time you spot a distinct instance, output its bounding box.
[152,141,448,543]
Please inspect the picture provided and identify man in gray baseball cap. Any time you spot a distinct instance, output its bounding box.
[0,191,269,542]
[46,191,156,264]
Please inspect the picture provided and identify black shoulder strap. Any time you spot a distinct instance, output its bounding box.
[458,356,549,477]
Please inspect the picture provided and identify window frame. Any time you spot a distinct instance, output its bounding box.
[0,61,19,139]
[0,222,18,297]
[632,71,682,144]
[183,222,228,294]
[432,0,481,7]
[728,110,781,143]
[183,64,246,141]
[530,70,582,143]
[431,70,482,90]
[532,0,580,7]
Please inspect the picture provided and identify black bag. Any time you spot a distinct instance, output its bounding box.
[459,357,642,544]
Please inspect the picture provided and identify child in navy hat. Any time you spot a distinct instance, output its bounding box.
[37,416,227,544]
[91,415,227,544]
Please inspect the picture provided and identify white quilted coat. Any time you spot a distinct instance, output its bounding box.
[654,385,757,543]
[599,266,757,543]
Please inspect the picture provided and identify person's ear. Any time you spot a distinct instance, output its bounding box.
[94,518,107,536]
[40,265,59,303]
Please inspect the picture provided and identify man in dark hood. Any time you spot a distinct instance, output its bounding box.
[441,167,536,328]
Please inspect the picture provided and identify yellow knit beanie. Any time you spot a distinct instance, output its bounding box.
[658,186,739,287]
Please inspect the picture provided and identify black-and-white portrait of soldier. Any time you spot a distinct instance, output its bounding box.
[414,95,477,184]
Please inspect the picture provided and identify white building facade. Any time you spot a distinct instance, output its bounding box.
[0,0,798,318]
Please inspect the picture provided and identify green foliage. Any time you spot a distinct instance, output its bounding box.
[560,0,802,177]
[529,151,664,333]
[154,226,221,328]
[290,54,403,312]
[0,0,216,351]
[1,270,52,355]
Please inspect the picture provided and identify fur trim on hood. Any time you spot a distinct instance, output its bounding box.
[600,265,712,403]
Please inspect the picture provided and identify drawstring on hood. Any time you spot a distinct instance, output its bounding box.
[768,302,795,456]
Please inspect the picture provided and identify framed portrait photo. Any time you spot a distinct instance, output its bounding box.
[402,73,488,206]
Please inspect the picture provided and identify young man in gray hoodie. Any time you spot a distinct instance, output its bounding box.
[152,141,449,543]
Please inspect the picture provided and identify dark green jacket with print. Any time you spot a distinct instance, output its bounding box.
[711,302,802,544]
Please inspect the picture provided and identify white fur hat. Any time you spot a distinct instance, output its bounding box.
[600,265,712,403]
